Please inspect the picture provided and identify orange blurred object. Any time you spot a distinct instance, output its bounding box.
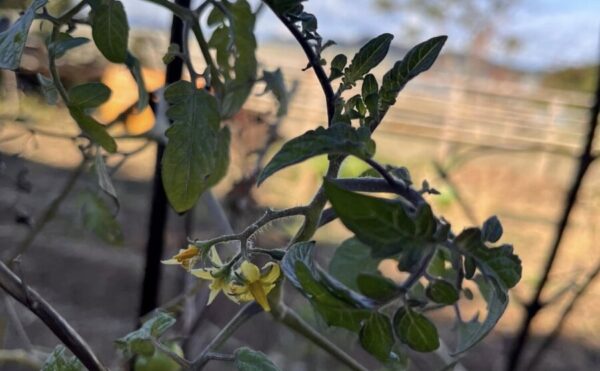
[96,65,165,134]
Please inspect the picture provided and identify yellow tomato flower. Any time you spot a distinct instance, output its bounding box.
[161,245,200,271]
[190,249,230,305]
[229,261,281,312]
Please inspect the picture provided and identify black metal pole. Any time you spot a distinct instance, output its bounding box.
[138,0,191,317]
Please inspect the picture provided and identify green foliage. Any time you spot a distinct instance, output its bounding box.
[234,347,281,371]
[343,33,394,87]
[393,307,439,352]
[379,36,447,113]
[68,83,111,109]
[42,346,84,371]
[258,124,375,185]
[426,279,459,305]
[359,312,394,361]
[134,342,183,371]
[68,107,117,153]
[161,81,230,212]
[47,33,90,59]
[125,53,149,111]
[91,0,129,63]
[0,0,47,69]
[262,68,288,117]
[356,273,398,302]
[329,237,379,291]
[116,311,176,358]
[78,191,123,245]
[37,73,59,105]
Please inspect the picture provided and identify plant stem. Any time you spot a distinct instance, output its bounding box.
[263,2,335,124]
[506,47,600,371]
[0,262,106,371]
[272,303,369,371]
[191,302,262,370]
[4,159,87,263]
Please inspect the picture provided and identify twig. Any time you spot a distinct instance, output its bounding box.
[152,338,192,368]
[0,261,106,371]
[271,303,369,371]
[523,262,600,371]
[506,44,600,371]
[4,159,87,263]
[432,161,478,225]
[191,302,262,370]
[263,2,335,124]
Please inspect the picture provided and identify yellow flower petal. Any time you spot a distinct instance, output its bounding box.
[248,282,271,311]
[207,286,220,305]
[208,247,222,266]
[161,259,180,265]
[191,269,213,280]
[173,245,199,261]
[240,261,261,283]
[260,262,281,285]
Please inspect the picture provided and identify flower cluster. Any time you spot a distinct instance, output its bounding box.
[161,245,281,312]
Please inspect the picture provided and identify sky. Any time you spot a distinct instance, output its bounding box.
[123,0,600,71]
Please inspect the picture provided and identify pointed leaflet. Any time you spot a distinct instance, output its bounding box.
[37,74,58,105]
[69,82,111,109]
[258,124,375,185]
[125,53,149,111]
[161,81,229,212]
[323,179,419,257]
[92,0,129,63]
[95,151,119,210]
[379,36,447,113]
[78,191,123,245]
[0,0,47,70]
[343,33,393,86]
[47,33,89,59]
[116,311,176,357]
[234,347,281,371]
[69,107,117,153]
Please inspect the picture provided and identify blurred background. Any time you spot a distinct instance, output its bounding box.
[0,0,599,370]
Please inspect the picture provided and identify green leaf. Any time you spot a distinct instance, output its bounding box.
[69,107,117,153]
[92,0,129,63]
[356,273,398,302]
[452,276,508,355]
[344,33,393,86]
[329,54,347,81]
[393,307,439,352]
[0,0,47,70]
[48,33,89,59]
[415,203,436,239]
[262,68,288,117]
[379,36,447,112]
[482,215,503,243]
[41,346,84,371]
[161,81,228,212]
[78,191,123,245]
[37,74,58,105]
[116,311,176,357]
[125,53,149,111]
[68,82,111,109]
[234,347,281,371]
[323,179,417,257]
[329,237,379,291]
[295,262,370,332]
[362,74,379,97]
[211,0,257,118]
[360,313,395,361]
[455,228,521,289]
[426,279,459,305]
[94,150,119,210]
[258,124,375,185]
[282,241,317,290]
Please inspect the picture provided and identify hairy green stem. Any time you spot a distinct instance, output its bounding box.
[271,303,369,371]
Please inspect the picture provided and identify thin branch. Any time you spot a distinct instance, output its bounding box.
[432,161,478,225]
[189,206,308,249]
[0,262,106,371]
[271,303,369,371]
[152,338,192,368]
[363,158,425,207]
[191,302,262,370]
[4,159,87,263]
[263,2,335,124]
[507,45,600,371]
[523,262,600,371]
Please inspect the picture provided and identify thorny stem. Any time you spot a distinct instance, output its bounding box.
[4,159,87,263]
[0,261,106,371]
